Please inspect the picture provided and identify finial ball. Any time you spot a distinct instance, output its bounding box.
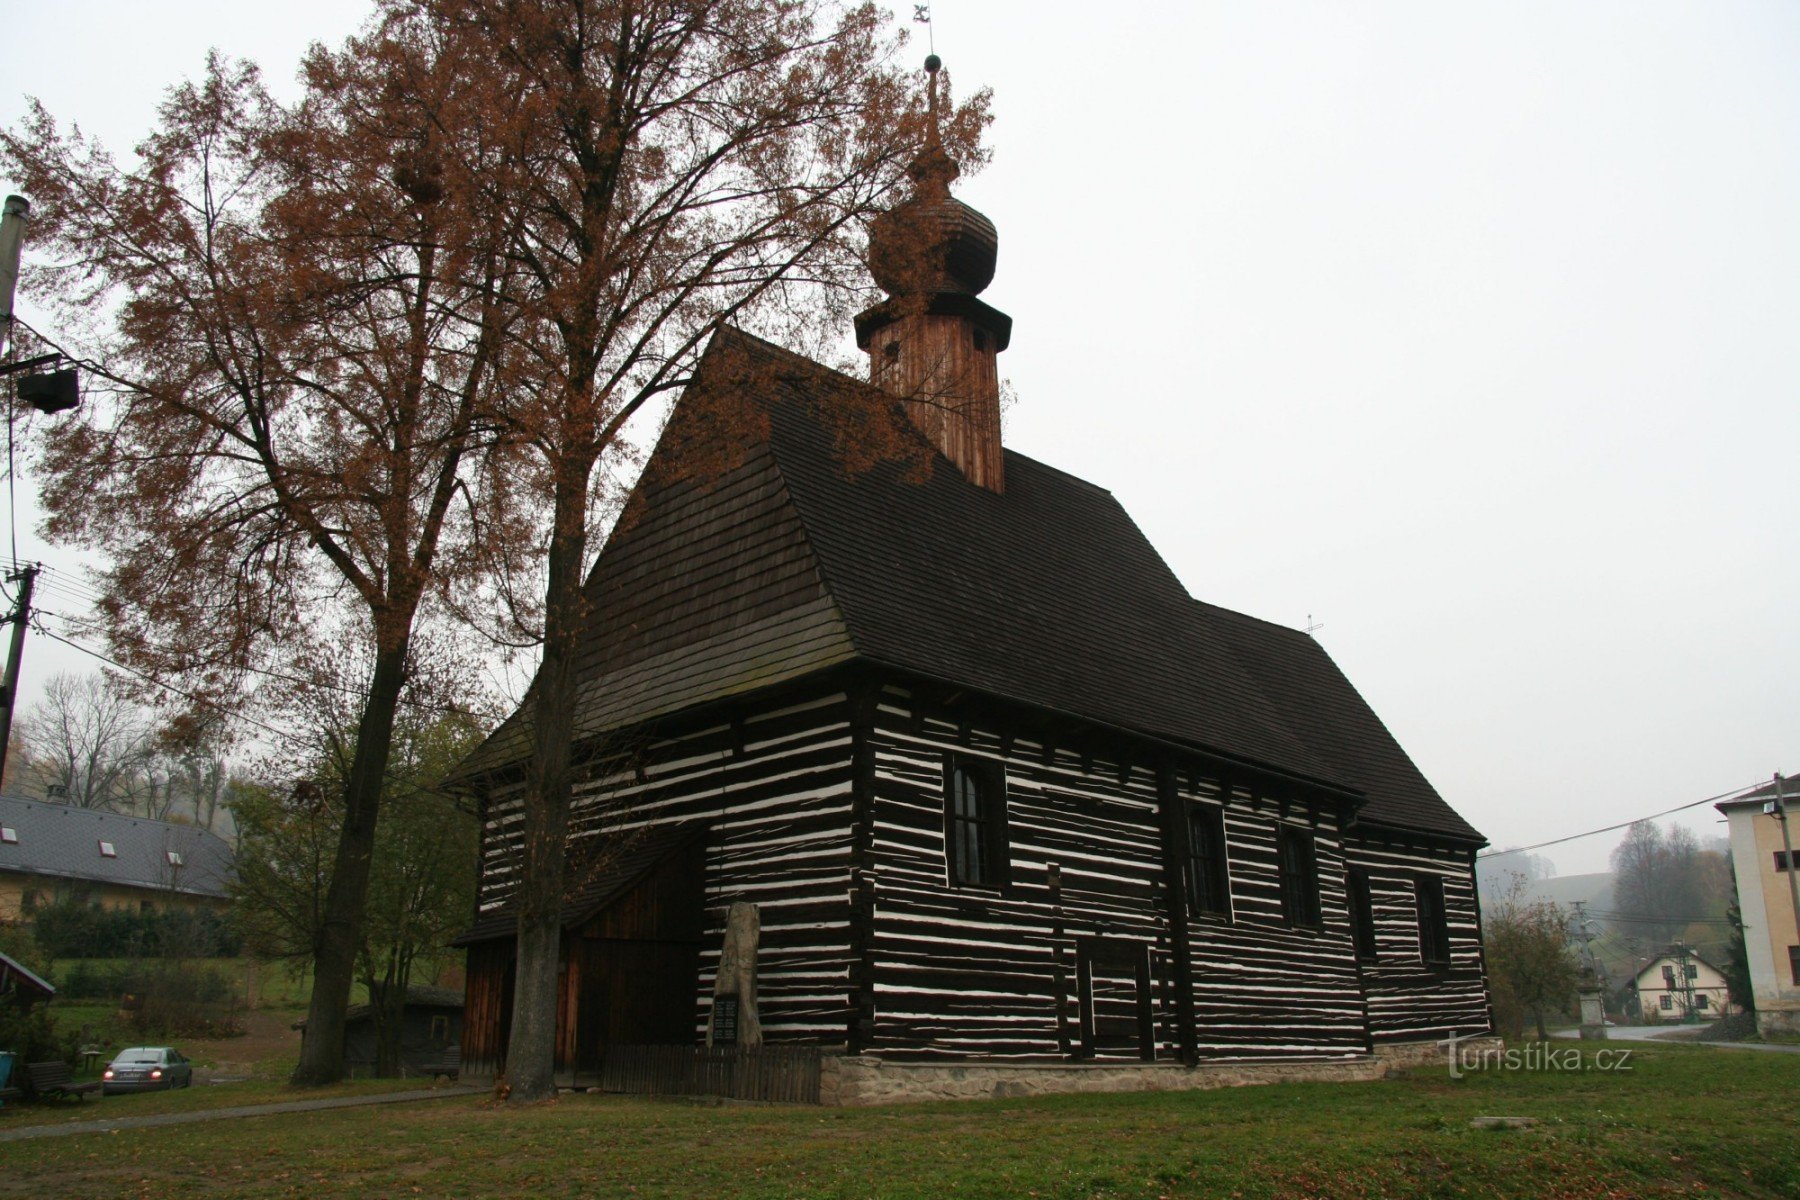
[924,53,941,73]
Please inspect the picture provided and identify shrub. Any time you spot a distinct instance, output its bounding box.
[129,962,242,1039]
[0,999,77,1069]
[31,900,239,960]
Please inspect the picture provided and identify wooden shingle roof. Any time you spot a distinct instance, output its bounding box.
[457,329,1482,845]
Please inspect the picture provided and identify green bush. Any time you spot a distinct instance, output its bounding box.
[31,901,239,960]
[0,1000,77,1070]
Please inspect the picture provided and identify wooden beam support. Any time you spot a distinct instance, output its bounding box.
[847,677,880,1052]
[1156,761,1198,1065]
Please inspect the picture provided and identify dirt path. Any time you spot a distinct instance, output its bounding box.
[185,1008,303,1081]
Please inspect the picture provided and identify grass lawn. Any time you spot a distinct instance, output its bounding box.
[4,1043,1797,1199]
[0,1026,422,1127]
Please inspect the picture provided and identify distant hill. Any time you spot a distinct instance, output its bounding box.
[1476,866,1614,912]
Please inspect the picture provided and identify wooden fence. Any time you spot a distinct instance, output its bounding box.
[598,1044,822,1104]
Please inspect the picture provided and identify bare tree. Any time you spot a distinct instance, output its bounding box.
[416,0,987,1101]
[17,671,155,811]
[1610,821,1709,948]
[4,13,527,1084]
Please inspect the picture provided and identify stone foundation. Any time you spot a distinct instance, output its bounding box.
[1755,1005,1800,1039]
[818,1037,1502,1106]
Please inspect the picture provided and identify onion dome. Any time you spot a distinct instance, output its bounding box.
[867,57,998,298]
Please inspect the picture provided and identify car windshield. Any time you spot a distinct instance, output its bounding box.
[116,1050,163,1064]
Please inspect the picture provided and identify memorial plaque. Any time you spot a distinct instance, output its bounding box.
[713,994,740,1045]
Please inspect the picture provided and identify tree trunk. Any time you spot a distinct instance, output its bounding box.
[290,637,411,1086]
[504,470,592,1102]
[372,962,411,1078]
[1533,1005,1548,1041]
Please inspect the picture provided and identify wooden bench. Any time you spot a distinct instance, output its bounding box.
[25,1060,102,1101]
[422,1047,460,1081]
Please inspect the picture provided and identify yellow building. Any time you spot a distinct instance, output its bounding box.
[0,796,233,923]
[1717,776,1800,1037]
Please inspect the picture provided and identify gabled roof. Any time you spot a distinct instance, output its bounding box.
[0,795,235,898]
[1716,774,1797,812]
[457,329,1482,845]
[292,984,465,1030]
[0,949,55,1003]
[1631,946,1728,983]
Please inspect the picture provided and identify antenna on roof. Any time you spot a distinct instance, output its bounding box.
[1304,615,1324,637]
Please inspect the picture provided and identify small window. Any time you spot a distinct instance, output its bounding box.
[1415,875,1450,966]
[98,840,117,858]
[1789,946,1799,986]
[883,340,900,363]
[0,826,16,844]
[1695,993,1709,1009]
[21,889,39,913]
[943,754,1008,889]
[972,328,989,352]
[1276,826,1321,928]
[1683,964,1697,981]
[1774,851,1791,872]
[1659,993,1673,1011]
[1184,804,1230,917]
[167,850,183,866]
[1662,965,1677,987]
[1347,868,1378,962]
[429,1015,450,1042]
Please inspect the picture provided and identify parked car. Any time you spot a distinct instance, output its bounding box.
[101,1047,193,1094]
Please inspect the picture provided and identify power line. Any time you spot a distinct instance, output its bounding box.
[29,610,491,724]
[31,622,290,740]
[1475,781,1761,859]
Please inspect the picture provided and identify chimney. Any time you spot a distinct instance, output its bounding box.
[855,56,1011,493]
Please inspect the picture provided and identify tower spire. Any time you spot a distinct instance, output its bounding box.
[855,54,1011,493]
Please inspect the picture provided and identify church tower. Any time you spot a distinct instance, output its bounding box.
[856,56,1012,493]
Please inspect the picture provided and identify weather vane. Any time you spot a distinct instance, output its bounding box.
[914,4,934,54]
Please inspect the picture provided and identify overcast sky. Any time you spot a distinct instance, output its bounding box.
[3,1,1795,872]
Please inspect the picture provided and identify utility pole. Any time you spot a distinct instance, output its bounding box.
[1676,943,1697,1023]
[0,195,35,786]
[0,195,28,357]
[1770,774,1800,954]
[0,564,37,783]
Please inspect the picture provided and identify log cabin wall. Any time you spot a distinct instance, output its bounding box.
[1343,835,1491,1043]
[864,691,1168,1058]
[863,684,1372,1061]
[1181,777,1370,1059]
[466,683,860,1075]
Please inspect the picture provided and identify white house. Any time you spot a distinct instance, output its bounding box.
[1629,946,1735,1023]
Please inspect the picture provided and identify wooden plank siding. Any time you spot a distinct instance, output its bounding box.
[861,689,1381,1062]
[1182,780,1370,1059]
[464,685,861,1083]
[462,673,1489,1080]
[1344,836,1491,1044]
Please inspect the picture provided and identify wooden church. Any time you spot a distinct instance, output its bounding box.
[453,61,1493,1093]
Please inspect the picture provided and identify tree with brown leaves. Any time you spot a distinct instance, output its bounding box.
[1,11,525,1084]
[422,0,987,1100]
